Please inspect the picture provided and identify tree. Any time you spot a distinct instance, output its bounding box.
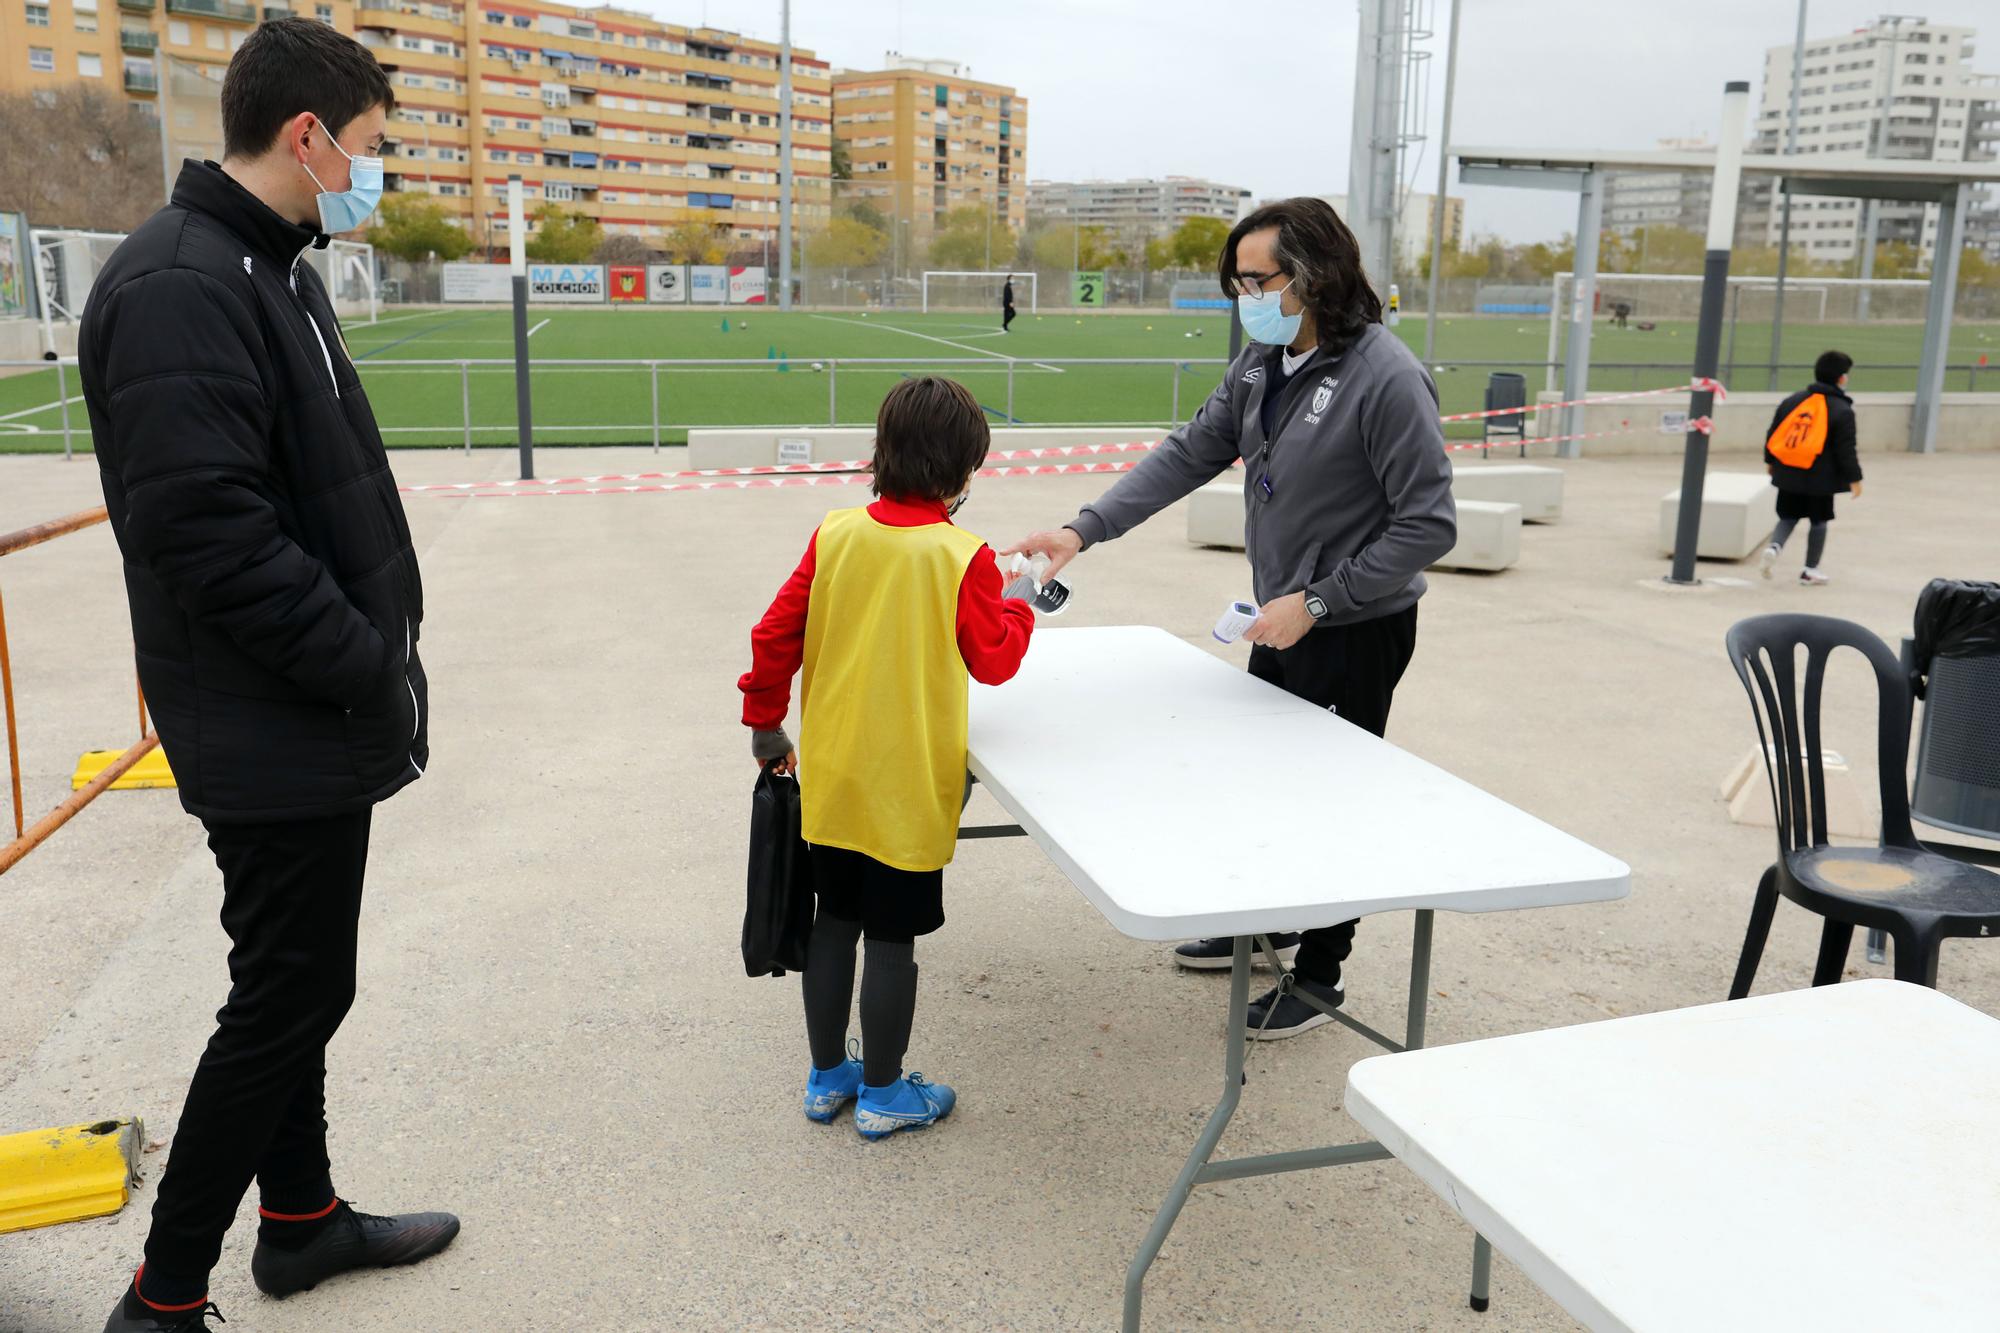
[1164,216,1230,272]
[524,203,601,263]
[366,193,475,262]
[1866,240,1925,281]
[830,135,852,182]
[927,204,1016,270]
[1029,223,1124,272]
[661,220,726,265]
[806,215,888,268]
[594,232,657,266]
[0,86,165,232]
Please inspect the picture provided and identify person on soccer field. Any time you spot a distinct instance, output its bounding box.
[740,377,1037,1138]
[1001,197,1456,1040]
[1002,274,1017,333]
[1760,349,1863,587]
[77,20,456,1331]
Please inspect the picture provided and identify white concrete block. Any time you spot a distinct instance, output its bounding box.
[1450,463,1564,523]
[1658,472,1777,560]
[1186,482,1245,549]
[1433,500,1521,572]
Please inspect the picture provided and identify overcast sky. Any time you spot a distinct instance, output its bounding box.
[634,0,1994,243]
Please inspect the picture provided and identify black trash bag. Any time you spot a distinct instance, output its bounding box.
[1912,578,2000,696]
[743,763,815,977]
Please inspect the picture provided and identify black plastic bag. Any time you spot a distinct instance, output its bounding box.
[743,763,815,977]
[1912,578,2000,696]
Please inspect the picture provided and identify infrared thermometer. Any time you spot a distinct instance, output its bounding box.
[1212,600,1260,644]
[1005,552,1074,617]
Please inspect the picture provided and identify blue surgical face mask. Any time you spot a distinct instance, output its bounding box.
[1237,278,1301,346]
[302,115,383,234]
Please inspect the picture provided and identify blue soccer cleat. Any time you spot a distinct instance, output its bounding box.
[804,1051,864,1123]
[854,1072,956,1140]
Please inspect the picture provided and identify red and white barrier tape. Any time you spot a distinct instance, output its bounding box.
[405,378,1728,498]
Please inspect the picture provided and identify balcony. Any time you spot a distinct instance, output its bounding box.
[124,65,158,92]
[120,27,157,51]
[167,0,257,21]
[117,0,154,10]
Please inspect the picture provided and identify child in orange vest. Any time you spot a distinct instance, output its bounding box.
[739,377,1037,1138]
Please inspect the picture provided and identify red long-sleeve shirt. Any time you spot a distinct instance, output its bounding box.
[738,496,1037,732]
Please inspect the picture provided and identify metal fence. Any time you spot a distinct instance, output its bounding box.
[8,353,1997,457]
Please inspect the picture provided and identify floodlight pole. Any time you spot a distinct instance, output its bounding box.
[1667,83,1749,586]
[509,175,535,480]
[778,0,793,310]
[157,54,176,205]
[1422,0,1460,366]
[1767,0,1807,390]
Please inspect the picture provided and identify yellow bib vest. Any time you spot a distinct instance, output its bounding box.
[800,506,988,872]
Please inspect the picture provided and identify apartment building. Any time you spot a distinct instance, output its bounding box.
[830,53,1026,254]
[1026,176,1251,245]
[1752,15,1999,262]
[0,0,835,253]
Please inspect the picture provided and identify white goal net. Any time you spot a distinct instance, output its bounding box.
[306,239,379,325]
[922,270,1037,314]
[30,228,126,357]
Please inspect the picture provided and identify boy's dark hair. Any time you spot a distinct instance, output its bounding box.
[870,377,990,500]
[222,17,395,160]
[1815,350,1854,385]
[1219,197,1383,355]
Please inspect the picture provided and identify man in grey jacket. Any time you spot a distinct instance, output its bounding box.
[1004,197,1455,1039]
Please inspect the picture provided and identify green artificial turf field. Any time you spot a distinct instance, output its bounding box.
[5,305,1996,452]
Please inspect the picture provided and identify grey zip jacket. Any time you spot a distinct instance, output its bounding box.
[1067,323,1456,626]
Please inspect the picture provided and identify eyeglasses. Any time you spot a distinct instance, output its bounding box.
[1232,271,1289,299]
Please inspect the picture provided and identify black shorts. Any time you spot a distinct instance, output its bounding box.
[1777,490,1835,523]
[809,844,944,940]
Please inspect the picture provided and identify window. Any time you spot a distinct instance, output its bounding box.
[543,182,573,200]
[206,27,225,49]
[167,18,188,41]
[76,10,96,31]
[78,51,102,75]
[229,28,246,50]
[29,45,54,71]
[316,3,332,22]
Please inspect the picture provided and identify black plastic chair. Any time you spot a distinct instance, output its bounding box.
[1724,613,2000,994]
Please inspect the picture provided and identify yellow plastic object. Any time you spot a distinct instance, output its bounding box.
[0,1118,145,1234]
[71,746,177,791]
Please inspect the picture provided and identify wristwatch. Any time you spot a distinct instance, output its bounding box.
[1304,592,1331,622]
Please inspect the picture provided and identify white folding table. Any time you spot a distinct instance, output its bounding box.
[965,626,1631,1330]
[1345,980,2000,1332]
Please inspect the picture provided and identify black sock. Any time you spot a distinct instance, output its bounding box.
[255,1183,341,1251]
[802,910,862,1071]
[859,936,917,1088]
[128,1265,207,1318]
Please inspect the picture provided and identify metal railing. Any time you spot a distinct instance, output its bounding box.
[7,354,1996,456]
[165,0,257,20]
[1,508,159,875]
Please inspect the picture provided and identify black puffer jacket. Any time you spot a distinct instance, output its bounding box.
[78,160,427,824]
[1764,380,1863,497]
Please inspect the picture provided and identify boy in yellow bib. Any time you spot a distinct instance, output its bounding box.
[739,378,1037,1138]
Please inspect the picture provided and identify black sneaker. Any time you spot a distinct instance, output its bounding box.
[250,1201,460,1298]
[102,1299,226,1332]
[1172,933,1300,971]
[1245,975,1346,1040]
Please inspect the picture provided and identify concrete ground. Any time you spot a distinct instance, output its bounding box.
[1,443,1996,1332]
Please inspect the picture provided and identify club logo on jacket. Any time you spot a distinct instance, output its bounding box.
[1304,377,1339,425]
[242,256,253,275]
[1242,366,1263,384]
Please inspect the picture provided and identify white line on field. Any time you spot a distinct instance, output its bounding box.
[350,364,1061,377]
[0,393,81,422]
[806,313,1065,371]
[527,318,550,337]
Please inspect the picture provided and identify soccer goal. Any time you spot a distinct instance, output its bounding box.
[305,239,379,325]
[921,270,1037,314]
[30,228,127,357]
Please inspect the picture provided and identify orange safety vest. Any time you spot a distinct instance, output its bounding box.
[799,506,987,872]
[1767,392,1830,469]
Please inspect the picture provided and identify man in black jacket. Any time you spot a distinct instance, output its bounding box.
[78,20,455,1331]
[1760,349,1864,586]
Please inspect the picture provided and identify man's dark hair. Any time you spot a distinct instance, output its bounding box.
[1815,350,1853,384]
[870,377,990,500]
[222,17,394,160]
[1219,197,1383,355]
